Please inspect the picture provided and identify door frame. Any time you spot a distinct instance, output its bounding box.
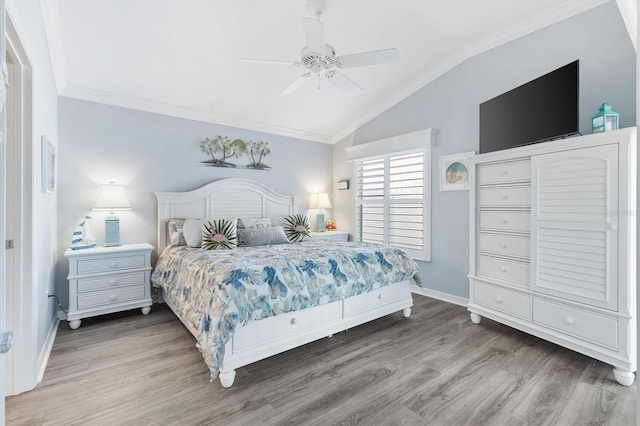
[4,9,35,397]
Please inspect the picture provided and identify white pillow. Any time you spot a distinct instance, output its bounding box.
[238,217,272,230]
[183,219,203,248]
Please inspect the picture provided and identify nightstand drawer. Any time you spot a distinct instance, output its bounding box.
[77,255,146,275]
[77,272,146,293]
[77,286,146,310]
[311,231,349,241]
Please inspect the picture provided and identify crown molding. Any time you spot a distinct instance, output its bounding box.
[331,0,609,143]
[60,85,334,144]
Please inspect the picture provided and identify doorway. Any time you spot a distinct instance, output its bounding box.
[4,11,35,397]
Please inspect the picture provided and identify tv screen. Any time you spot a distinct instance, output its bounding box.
[479,60,579,154]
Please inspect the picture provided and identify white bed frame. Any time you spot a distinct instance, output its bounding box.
[155,178,413,387]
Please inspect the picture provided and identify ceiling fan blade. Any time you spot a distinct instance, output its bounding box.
[280,72,313,96]
[240,58,300,67]
[337,48,399,69]
[302,17,325,54]
[325,71,362,95]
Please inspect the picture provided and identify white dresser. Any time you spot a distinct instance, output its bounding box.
[65,243,154,329]
[468,128,636,386]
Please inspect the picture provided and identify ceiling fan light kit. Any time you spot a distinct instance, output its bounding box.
[241,0,398,95]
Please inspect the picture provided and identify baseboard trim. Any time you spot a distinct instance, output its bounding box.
[411,285,469,307]
[36,317,60,384]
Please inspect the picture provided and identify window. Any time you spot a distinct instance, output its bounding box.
[354,149,430,260]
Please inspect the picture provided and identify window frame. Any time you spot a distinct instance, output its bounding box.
[353,147,431,261]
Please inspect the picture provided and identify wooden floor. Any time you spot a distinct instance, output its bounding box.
[6,295,637,425]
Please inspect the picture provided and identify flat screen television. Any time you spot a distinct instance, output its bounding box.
[479,60,579,154]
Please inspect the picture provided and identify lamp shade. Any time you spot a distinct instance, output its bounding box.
[309,192,332,209]
[92,183,132,211]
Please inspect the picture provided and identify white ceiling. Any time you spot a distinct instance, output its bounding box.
[41,0,618,144]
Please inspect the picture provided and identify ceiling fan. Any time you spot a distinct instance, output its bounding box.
[241,0,399,96]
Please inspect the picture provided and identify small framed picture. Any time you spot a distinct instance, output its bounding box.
[41,135,55,194]
[440,152,475,191]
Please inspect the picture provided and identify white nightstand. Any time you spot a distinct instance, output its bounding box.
[64,243,154,329]
[311,231,349,241]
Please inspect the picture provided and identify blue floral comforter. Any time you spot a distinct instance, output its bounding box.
[151,239,421,381]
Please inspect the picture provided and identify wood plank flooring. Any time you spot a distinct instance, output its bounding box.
[6,295,637,425]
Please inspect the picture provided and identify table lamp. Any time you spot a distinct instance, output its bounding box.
[309,192,332,232]
[92,183,131,246]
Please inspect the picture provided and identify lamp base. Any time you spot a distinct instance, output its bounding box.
[316,212,325,232]
[104,216,121,246]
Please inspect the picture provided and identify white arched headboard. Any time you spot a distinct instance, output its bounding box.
[156,179,296,253]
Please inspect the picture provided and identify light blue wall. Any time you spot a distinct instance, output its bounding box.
[333,2,636,299]
[56,97,333,306]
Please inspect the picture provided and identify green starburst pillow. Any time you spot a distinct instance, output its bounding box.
[201,218,238,250]
[283,214,311,242]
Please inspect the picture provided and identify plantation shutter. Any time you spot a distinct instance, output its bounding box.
[355,150,430,260]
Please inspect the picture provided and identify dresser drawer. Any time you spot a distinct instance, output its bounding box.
[479,185,530,208]
[474,282,530,320]
[478,160,531,185]
[343,284,410,318]
[479,211,530,233]
[77,285,146,309]
[77,255,146,275]
[77,272,146,293]
[532,298,617,350]
[233,300,342,352]
[478,233,530,259]
[477,255,529,285]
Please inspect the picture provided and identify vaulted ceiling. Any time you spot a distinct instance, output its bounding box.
[42,0,628,143]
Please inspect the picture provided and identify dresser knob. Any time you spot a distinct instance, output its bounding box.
[500,242,508,248]
[495,295,503,303]
[502,170,509,176]
[501,218,509,224]
[500,194,508,200]
[290,318,297,325]
[564,317,575,326]
[108,261,117,268]
[500,266,507,272]
[378,294,383,300]
[109,279,117,286]
[109,294,117,301]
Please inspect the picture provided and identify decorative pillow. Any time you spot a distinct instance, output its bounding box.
[237,226,290,247]
[201,218,238,250]
[167,218,186,246]
[238,217,272,230]
[283,214,311,242]
[183,219,203,248]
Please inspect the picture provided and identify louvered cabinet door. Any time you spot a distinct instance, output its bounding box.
[531,144,618,310]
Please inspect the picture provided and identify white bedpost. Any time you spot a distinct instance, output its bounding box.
[219,368,236,388]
